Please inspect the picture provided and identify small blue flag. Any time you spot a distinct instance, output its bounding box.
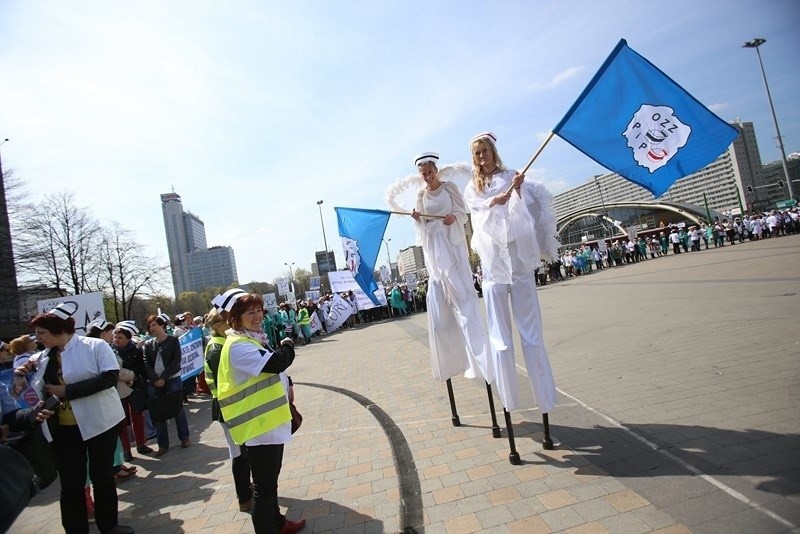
[553,39,739,197]
[335,207,391,306]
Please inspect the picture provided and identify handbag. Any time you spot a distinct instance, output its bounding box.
[146,388,184,423]
[0,444,38,533]
[290,402,302,434]
[8,428,58,490]
[128,385,148,412]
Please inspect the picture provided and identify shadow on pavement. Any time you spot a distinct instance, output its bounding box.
[279,496,385,533]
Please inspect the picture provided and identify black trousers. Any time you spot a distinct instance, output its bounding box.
[248,443,285,534]
[51,424,119,534]
[233,445,254,504]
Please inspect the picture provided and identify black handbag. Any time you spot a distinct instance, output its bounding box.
[146,389,184,423]
[0,444,38,533]
[128,386,148,412]
[8,428,58,490]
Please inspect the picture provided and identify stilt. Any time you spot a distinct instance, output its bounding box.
[485,382,501,438]
[542,412,554,450]
[503,408,521,465]
[445,379,460,427]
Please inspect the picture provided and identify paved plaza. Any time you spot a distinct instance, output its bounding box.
[11,235,800,533]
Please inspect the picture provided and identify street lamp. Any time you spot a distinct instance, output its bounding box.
[383,238,392,281]
[316,200,329,253]
[743,38,794,199]
[284,262,295,294]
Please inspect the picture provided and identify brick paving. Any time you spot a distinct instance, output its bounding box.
[10,235,800,533]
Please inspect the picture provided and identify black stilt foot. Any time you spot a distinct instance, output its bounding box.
[503,408,521,465]
[445,379,461,426]
[542,412,554,450]
[485,382,501,438]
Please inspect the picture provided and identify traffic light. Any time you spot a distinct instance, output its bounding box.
[778,180,785,188]
[746,185,753,193]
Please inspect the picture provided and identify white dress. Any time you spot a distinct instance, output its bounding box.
[464,169,557,413]
[415,181,493,383]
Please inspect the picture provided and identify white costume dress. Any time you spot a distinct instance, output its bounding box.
[464,169,558,413]
[415,181,493,383]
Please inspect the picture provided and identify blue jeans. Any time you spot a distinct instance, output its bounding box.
[147,376,190,449]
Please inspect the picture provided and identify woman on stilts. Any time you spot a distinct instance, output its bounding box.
[463,132,560,459]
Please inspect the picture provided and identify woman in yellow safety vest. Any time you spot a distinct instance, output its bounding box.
[215,292,306,534]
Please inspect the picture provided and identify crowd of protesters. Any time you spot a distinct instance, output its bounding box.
[528,208,799,286]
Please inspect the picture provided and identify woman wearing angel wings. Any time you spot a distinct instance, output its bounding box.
[464,132,558,429]
[408,152,493,384]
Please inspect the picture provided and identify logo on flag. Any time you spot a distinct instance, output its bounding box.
[342,237,362,274]
[623,105,691,172]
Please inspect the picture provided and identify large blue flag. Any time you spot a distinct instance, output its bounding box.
[553,39,739,197]
[335,207,391,306]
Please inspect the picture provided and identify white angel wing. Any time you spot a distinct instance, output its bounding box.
[384,161,473,212]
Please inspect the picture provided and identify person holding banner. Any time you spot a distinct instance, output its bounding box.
[464,132,557,445]
[143,313,190,456]
[410,152,492,383]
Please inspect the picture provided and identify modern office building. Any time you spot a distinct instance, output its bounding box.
[397,245,426,279]
[553,120,765,219]
[161,192,238,298]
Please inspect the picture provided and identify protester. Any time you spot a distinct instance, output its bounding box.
[113,322,153,457]
[8,335,39,368]
[410,151,491,382]
[463,131,557,415]
[216,292,305,534]
[29,302,134,534]
[142,313,190,456]
[203,306,254,512]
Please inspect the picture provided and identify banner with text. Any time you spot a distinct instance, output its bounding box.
[324,293,354,333]
[327,270,388,310]
[179,327,205,381]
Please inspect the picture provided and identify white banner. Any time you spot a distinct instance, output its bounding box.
[37,292,106,335]
[179,327,205,380]
[285,291,296,305]
[263,293,278,312]
[327,270,388,310]
[309,311,322,334]
[277,278,290,295]
[309,276,321,291]
[305,290,320,302]
[404,272,417,289]
[324,293,353,333]
[380,265,390,284]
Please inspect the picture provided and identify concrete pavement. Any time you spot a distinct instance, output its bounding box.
[11,235,800,533]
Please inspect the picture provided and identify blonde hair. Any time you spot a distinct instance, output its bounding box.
[471,138,506,194]
[8,335,35,355]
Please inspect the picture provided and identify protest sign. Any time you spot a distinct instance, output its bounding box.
[37,292,105,335]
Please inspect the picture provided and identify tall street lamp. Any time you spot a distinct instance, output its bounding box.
[383,238,392,281]
[316,200,329,253]
[743,38,794,199]
[284,262,295,294]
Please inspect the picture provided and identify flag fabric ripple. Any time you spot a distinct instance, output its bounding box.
[553,39,739,197]
[335,207,391,306]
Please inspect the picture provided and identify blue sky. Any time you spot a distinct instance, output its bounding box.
[1,0,798,293]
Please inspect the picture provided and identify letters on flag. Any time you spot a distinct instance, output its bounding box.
[179,327,205,381]
[553,39,739,197]
[335,207,391,306]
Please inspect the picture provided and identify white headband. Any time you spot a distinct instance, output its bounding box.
[470,131,497,146]
[414,152,439,166]
[50,302,78,320]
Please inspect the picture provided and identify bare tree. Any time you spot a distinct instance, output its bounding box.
[98,222,168,322]
[16,191,103,296]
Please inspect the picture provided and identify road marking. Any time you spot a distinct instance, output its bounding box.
[514,360,796,530]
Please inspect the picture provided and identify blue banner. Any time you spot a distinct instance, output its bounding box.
[179,327,205,381]
[335,207,391,306]
[553,39,739,197]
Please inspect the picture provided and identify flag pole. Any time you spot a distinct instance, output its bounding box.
[505,131,555,195]
[389,210,446,220]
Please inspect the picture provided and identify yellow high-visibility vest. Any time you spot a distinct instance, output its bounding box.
[217,335,291,445]
[203,336,227,398]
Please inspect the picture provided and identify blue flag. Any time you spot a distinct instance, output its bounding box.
[553,39,739,197]
[335,207,391,306]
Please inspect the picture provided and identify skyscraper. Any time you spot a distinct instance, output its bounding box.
[161,192,238,298]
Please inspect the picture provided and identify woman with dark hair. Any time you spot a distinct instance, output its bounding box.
[29,302,134,534]
[216,292,305,534]
[142,313,190,456]
[112,322,152,457]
